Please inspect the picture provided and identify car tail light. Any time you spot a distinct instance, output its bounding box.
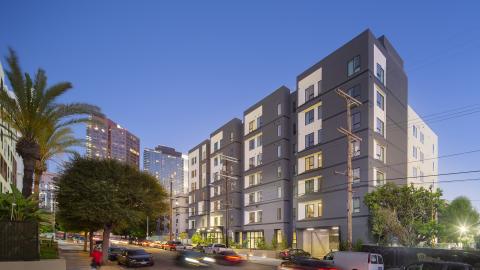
[226,255,241,262]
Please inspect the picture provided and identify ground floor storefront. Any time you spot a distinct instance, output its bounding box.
[294,226,340,258]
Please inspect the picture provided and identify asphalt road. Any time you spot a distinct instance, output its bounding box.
[115,245,277,270]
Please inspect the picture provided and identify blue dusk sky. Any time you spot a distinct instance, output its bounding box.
[1,1,480,208]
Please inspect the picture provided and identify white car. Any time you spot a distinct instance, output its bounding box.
[176,243,194,250]
[203,243,232,254]
[323,251,384,270]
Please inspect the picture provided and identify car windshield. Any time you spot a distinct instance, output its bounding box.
[128,250,148,255]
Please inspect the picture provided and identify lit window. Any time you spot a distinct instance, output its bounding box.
[353,197,360,213]
[376,170,385,186]
[376,144,385,162]
[376,118,384,136]
[277,125,282,137]
[277,145,282,157]
[353,168,360,183]
[277,186,282,198]
[347,55,361,76]
[277,103,282,115]
[317,152,323,168]
[305,204,315,218]
[305,179,315,194]
[352,140,360,157]
[305,156,314,171]
[277,166,282,178]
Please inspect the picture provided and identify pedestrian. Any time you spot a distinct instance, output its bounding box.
[91,247,103,269]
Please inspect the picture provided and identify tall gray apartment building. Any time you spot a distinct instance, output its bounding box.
[187,29,436,258]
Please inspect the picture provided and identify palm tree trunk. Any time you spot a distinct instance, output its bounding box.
[89,229,94,255]
[33,170,42,200]
[21,157,36,198]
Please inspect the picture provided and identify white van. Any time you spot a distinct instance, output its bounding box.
[323,251,384,270]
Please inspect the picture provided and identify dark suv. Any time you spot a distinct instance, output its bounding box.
[405,261,473,270]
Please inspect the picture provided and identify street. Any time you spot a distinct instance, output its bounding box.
[116,245,278,270]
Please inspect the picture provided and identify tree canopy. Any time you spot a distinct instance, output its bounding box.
[364,183,445,247]
[438,196,480,245]
[55,156,168,261]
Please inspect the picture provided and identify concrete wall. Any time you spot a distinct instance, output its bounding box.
[0,259,66,270]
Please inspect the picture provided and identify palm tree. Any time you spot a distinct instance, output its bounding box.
[33,124,82,197]
[0,48,101,198]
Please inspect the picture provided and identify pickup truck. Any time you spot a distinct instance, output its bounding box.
[203,243,232,254]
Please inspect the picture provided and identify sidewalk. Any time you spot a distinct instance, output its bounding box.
[58,241,120,270]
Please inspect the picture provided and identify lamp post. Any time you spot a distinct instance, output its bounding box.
[10,202,16,221]
[169,172,176,241]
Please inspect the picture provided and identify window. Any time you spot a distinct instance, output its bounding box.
[376,170,385,186]
[249,157,255,168]
[277,208,282,220]
[347,55,361,76]
[258,211,263,222]
[249,212,255,223]
[376,63,385,84]
[257,172,263,183]
[351,112,361,130]
[376,118,384,136]
[249,174,255,186]
[277,186,282,198]
[277,166,282,178]
[413,146,418,159]
[257,153,262,165]
[214,157,219,166]
[214,142,219,151]
[317,152,323,168]
[249,121,255,132]
[317,105,323,119]
[305,85,314,102]
[353,168,360,183]
[413,167,418,178]
[347,84,361,98]
[376,144,385,162]
[376,91,385,110]
[352,140,360,157]
[305,204,315,218]
[257,116,263,128]
[420,151,424,163]
[305,133,314,148]
[257,135,262,147]
[230,132,234,141]
[305,156,314,171]
[317,129,323,144]
[420,132,424,144]
[277,103,282,115]
[249,193,255,204]
[277,145,282,157]
[249,139,255,150]
[413,125,418,138]
[353,197,360,213]
[277,125,282,137]
[305,109,315,125]
[317,201,323,217]
[305,179,315,194]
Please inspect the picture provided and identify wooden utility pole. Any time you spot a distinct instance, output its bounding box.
[336,88,362,251]
[169,173,175,241]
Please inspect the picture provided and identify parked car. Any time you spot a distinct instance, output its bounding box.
[117,249,154,267]
[141,240,153,247]
[279,249,311,260]
[204,243,232,254]
[152,241,164,249]
[176,243,194,250]
[405,261,473,270]
[323,251,384,270]
[193,244,206,252]
[278,257,338,270]
[175,250,216,267]
[164,241,182,251]
[213,250,245,265]
[108,246,125,261]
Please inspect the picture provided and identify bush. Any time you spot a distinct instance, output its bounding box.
[40,240,58,259]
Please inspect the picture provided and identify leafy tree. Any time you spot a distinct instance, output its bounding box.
[191,232,204,245]
[438,196,480,245]
[55,157,168,262]
[33,125,82,197]
[179,232,188,241]
[364,183,445,246]
[0,185,50,223]
[0,49,100,198]
[113,215,158,240]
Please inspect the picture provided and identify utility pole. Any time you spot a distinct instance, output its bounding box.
[169,173,174,241]
[219,154,239,248]
[146,216,149,239]
[336,88,362,251]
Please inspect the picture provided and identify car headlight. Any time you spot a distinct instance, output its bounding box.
[185,257,200,264]
[203,257,215,263]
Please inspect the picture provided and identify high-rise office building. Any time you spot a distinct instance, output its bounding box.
[39,172,58,212]
[143,145,188,237]
[86,115,140,168]
[186,29,438,257]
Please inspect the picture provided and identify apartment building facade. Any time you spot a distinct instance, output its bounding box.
[407,106,438,189]
[86,115,140,168]
[186,29,437,257]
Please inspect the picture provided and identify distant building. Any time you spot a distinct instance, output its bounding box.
[39,172,58,212]
[86,115,140,168]
[408,106,438,189]
[0,61,23,194]
[143,145,188,238]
